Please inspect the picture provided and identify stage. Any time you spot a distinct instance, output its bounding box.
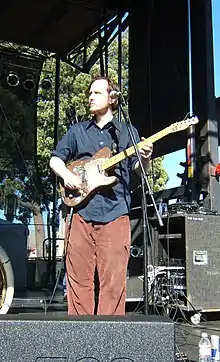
[1,289,220,362]
[0,1,219,361]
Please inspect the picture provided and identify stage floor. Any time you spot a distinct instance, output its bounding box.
[175,317,220,362]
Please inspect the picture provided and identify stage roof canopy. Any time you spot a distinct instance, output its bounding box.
[0,0,125,56]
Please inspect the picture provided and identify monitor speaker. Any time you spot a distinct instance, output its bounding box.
[0,314,174,362]
[0,221,27,291]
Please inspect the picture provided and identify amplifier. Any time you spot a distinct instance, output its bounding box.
[153,212,220,311]
[127,216,143,301]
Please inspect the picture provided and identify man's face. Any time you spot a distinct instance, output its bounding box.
[89,79,113,115]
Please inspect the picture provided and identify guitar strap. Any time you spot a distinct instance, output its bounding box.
[109,125,120,155]
[115,128,120,150]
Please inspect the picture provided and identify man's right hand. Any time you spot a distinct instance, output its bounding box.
[63,170,82,189]
[49,156,82,189]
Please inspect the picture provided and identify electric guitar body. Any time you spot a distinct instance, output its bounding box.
[60,147,118,207]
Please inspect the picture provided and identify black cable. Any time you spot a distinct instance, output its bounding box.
[45,263,63,311]
[130,295,144,315]
[181,291,207,323]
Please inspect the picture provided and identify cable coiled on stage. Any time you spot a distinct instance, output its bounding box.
[0,245,14,314]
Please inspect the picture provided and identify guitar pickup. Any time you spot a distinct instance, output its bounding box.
[98,163,103,173]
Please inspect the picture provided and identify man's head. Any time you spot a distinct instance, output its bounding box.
[88,76,118,115]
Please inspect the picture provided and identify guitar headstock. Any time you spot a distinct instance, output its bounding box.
[169,116,199,133]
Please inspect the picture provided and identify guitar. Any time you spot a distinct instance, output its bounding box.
[60,117,199,208]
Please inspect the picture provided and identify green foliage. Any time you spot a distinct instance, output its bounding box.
[0,87,34,165]
[149,156,169,192]
[0,177,24,194]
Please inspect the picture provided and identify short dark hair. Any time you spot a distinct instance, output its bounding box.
[89,75,119,111]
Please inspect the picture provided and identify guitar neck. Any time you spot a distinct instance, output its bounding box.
[102,127,169,171]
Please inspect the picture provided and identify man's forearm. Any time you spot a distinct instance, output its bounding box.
[49,156,69,179]
[50,156,82,189]
[134,158,150,176]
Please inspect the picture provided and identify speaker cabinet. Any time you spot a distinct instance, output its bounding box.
[127,215,143,301]
[153,212,220,311]
[0,221,27,291]
[0,314,174,362]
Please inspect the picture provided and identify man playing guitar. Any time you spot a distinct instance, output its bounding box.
[50,75,152,315]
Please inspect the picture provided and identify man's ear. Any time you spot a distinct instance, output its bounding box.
[109,96,115,105]
[109,96,117,109]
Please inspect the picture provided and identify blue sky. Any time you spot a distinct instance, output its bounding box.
[164,0,220,189]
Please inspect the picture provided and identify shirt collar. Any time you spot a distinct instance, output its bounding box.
[85,116,121,131]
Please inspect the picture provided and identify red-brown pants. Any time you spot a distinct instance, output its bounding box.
[65,213,131,315]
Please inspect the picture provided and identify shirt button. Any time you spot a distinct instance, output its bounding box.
[100,131,103,134]
[100,141,103,146]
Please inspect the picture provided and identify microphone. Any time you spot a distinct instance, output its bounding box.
[109,90,121,98]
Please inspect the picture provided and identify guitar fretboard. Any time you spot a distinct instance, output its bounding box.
[102,127,169,171]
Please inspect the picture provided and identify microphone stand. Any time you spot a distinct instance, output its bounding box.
[117,93,163,315]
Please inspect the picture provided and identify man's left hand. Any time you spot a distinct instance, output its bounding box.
[139,137,153,160]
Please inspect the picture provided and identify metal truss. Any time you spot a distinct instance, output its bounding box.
[0,10,129,74]
[0,41,50,62]
[63,11,129,73]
